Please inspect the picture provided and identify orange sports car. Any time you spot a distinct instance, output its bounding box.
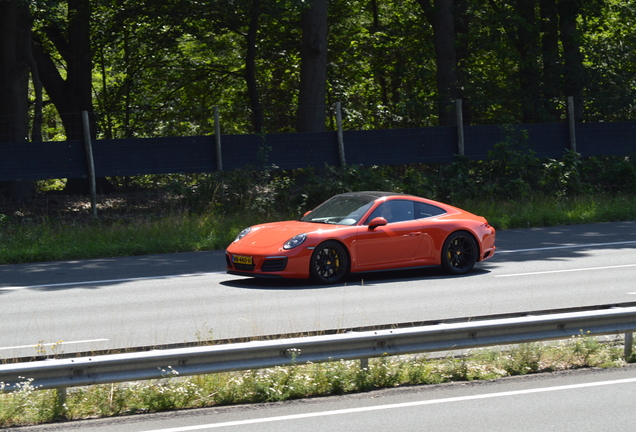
[226,191,496,284]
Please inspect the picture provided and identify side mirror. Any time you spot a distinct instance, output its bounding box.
[303,210,312,217]
[368,217,387,230]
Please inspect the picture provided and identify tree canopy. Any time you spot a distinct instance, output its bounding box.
[2,0,636,141]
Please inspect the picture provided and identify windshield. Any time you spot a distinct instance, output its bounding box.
[300,195,375,225]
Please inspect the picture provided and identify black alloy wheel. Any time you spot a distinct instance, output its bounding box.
[441,231,478,275]
[310,241,349,284]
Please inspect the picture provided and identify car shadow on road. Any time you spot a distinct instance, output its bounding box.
[221,266,491,290]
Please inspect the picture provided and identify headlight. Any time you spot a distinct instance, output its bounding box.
[283,233,307,250]
[234,227,251,242]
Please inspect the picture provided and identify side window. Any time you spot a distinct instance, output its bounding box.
[365,200,414,224]
[414,202,446,219]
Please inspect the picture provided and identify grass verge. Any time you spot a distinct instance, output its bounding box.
[0,333,630,427]
[466,194,636,229]
[0,212,261,265]
[1,193,635,265]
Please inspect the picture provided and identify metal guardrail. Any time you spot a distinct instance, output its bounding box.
[2,306,636,393]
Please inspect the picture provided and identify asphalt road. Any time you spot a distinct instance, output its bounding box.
[1,221,636,359]
[12,364,636,431]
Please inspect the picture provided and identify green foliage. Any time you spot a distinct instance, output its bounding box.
[539,151,588,198]
[26,0,636,143]
[499,343,543,375]
[485,125,538,198]
[434,126,543,201]
[437,155,485,202]
[176,148,636,229]
[174,166,295,218]
[589,156,636,194]
[290,164,401,211]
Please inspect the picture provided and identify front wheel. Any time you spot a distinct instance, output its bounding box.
[310,241,349,284]
[441,231,478,275]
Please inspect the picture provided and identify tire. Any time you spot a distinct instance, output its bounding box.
[441,231,478,275]
[310,241,349,284]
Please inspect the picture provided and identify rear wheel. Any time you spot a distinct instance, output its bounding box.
[310,241,349,284]
[441,231,478,275]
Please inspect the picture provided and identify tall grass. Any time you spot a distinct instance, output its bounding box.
[464,194,636,229]
[0,212,262,265]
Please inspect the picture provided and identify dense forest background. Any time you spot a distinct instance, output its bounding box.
[1,0,636,203]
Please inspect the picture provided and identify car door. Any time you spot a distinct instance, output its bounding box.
[355,200,426,269]
[410,200,449,265]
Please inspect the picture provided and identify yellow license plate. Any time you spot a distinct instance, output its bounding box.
[233,255,253,265]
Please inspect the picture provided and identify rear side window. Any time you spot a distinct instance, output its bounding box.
[415,202,446,219]
[364,200,414,224]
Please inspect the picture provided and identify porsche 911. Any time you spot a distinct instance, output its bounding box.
[226,191,496,284]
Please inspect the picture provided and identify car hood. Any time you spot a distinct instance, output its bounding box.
[232,220,338,249]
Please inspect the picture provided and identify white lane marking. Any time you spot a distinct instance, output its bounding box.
[141,377,636,431]
[497,240,636,254]
[495,263,636,278]
[0,338,109,351]
[0,272,226,291]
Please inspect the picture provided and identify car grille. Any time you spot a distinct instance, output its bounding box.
[261,258,288,272]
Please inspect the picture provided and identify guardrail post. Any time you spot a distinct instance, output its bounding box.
[360,358,369,370]
[56,388,66,413]
[625,332,633,358]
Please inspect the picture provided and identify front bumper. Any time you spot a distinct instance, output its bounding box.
[225,249,312,279]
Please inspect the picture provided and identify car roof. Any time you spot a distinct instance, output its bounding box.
[336,191,404,200]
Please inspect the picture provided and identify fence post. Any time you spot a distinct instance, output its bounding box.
[456,99,464,156]
[214,106,222,172]
[567,96,577,153]
[336,102,346,166]
[81,111,97,217]
[625,332,633,358]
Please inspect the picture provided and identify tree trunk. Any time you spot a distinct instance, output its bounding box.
[486,0,542,123]
[0,0,34,203]
[452,0,471,125]
[417,0,459,127]
[370,0,389,107]
[245,0,264,134]
[297,0,328,133]
[512,0,542,123]
[540,0,562,122]
[32,0,113,194]
[558,0,585,122]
